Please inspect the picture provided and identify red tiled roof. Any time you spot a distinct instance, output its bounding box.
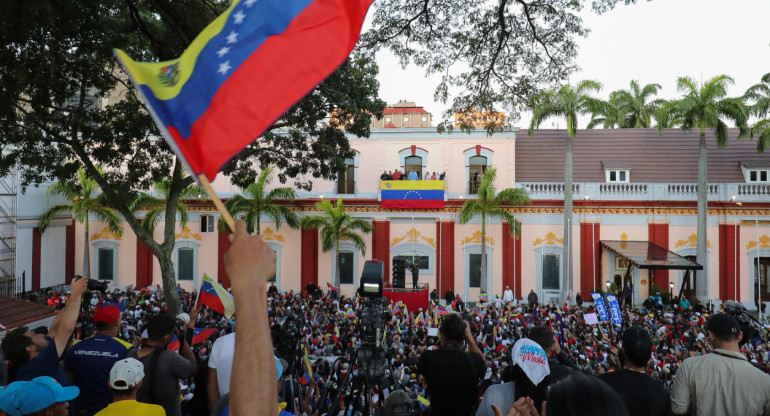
[515,128,767,183]
[383,107,429,114]
[0,295,57,330]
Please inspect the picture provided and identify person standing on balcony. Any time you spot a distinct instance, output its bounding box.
[424,172,430,180]
[392,170,402,180]
[439,171,446,180]
[380,170,390,180]
[431,172,438,180]
[408,170,418,180]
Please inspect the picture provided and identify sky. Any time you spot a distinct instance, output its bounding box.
[369,0,770,128]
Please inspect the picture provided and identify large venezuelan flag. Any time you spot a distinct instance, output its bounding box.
[114,0,375,179]
[381,180,445,209]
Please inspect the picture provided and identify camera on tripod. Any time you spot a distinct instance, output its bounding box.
[359,260,390,348]
[723,300,763,345]
[271,312,304,357]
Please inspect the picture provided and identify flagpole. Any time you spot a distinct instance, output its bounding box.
[198,174,235,232]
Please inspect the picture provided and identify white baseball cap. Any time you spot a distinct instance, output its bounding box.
[110,358,145,390]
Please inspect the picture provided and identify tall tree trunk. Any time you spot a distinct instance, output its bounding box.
[480,213,487,295]
[159,254,180,316]
[335,242,341,287]
[696,132,708,301]
[563,135,574,305]
[83,218,90,278]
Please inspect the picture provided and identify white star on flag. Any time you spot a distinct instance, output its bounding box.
[233,10,246,24]
[218,61,232,75]
[227,31,238,44]
[244,0,258,6]
[216,46,230,57]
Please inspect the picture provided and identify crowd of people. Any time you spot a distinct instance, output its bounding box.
[380,171,446,181]
[2,227,770,415]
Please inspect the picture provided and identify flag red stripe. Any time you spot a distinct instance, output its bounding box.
[199,291,225,315]
[380,200,445,209]
[174,0,374,178]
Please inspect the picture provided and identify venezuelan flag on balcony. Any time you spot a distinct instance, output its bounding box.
[381,180,444,209]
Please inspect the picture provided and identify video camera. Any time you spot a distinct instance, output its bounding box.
[74,274,110,292]
[723,300,762,345]
[271,311,305,356]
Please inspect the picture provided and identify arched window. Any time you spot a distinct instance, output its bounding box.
[405,156,423,180]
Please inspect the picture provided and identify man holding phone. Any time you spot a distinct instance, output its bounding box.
[1,275,88,385]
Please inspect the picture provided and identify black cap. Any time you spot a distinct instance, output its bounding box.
[621,325,652,367]
[707,313,741,341]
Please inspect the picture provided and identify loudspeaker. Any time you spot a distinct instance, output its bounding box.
[392,259,405,288]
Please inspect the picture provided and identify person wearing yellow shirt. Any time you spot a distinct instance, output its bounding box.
[95,358,165,416]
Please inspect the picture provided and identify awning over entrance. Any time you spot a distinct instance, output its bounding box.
[600,240,702,270]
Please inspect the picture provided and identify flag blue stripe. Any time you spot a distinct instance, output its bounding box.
[140,0,314,140]
[381,189,444,200]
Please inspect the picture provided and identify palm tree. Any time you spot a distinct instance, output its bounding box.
[612,80,663,128]
[745,72,770,153]
[528,80,603,303]
[587,95,624,129]
[299,197,372,287]
[457,167,530,294]
[39,168,123,278]
[130,178,205,234]
[222,166,299,234]
[661,75,749,299]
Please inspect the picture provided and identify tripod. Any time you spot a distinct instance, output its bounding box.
[324,345,403,416]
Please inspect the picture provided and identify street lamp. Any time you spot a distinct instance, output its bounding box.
[605,280,611,291]
[669,281,675,298]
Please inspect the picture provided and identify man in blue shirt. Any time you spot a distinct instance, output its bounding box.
[66,304,134,415]
[1,277,88,387]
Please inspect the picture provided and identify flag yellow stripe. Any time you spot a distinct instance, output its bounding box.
[380,180,444,191]
[113,0,238,100]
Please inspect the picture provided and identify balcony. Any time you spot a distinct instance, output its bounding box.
[517,182,770,202]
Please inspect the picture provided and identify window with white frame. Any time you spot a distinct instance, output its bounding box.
[748,169,769,183]
[200,215,215,233]
[463,244,493,293]
[463,147,494,194]
[92,240,119,281]
[174,240,200,282]
[266,241,282,288]
[606,170,629,183]
[392,242,435,275]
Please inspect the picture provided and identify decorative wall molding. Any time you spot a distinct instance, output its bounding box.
[533,231,562,247]
[261,227,286,243]
[175,226,202,241]
[391,228,436,248]
[90,225,121,241]
[462,230,494,246]
[747,235,770,250]
[675,234,712,249]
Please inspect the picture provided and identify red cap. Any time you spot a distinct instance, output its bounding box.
[94,305,120,325]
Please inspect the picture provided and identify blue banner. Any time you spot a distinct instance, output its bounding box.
[605,294,623,325]
[591,292,610,322]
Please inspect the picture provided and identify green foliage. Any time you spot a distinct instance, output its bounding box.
[130,178,205,234]
[660,75,749,144]
[528,80,604,137]
[590,80,662,129]
[222,166,299,235]
[299,198,372,287]
[361,0,641,125]
[745,73,770,153]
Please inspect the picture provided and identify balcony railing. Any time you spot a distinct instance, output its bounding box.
[518,182,768,202]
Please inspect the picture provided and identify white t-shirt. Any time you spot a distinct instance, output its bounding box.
[208,332,236,396]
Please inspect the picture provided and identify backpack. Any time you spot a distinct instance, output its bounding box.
[136,347,163,404]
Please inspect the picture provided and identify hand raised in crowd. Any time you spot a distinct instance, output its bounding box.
[71,275,89,297]
[225,219,276,292]
[492,397,543,416]
[188,307,199,329]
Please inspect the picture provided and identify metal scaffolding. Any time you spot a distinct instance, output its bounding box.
[0,168,17,280]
